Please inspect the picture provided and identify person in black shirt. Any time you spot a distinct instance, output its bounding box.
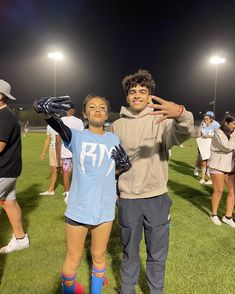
[0,80,29,253]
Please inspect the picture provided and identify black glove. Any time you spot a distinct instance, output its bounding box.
[111,144,132,172]
[33,96,72,117]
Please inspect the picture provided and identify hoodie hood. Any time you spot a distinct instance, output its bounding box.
[120,104,154,119]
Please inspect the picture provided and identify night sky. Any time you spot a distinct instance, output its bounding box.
[1,0,235,119]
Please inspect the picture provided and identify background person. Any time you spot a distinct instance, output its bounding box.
[194,111,220,177]
[39,125,58,195]
[56,101,83,204]
[23,120,29,137]
[112,69,194,294]
[207,115,235,227]
[194,118,206,176]
[196,113,217,184]
[0,80,29,253]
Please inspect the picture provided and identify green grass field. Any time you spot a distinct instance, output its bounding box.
[0,134,234,294]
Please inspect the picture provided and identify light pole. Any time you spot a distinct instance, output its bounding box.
[48,51,64,96]
[209,56,226,116]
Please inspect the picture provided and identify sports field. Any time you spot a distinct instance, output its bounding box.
[0,134,234,294]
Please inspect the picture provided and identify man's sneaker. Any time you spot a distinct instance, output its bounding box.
[205,180,212,185]
[39,191,54,196]
[199,179,205,184]
[222,216,235,228]
[0,234,29,253]
[210,215,221,226]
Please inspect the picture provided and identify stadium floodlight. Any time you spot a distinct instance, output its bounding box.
[210,56,226,64]
[209,55,226,116]
[48,51,64,96]
[48,52,64,60]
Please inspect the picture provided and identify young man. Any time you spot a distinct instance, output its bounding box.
[0,79,29,253]
[112,70,194,294]
[55,101,84,204]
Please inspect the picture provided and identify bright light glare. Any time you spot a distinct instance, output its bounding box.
[210,56,226,64]
[48,51,64,60]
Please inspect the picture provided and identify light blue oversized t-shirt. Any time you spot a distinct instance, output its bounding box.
[200,120,220,136]
[65,129,120,225]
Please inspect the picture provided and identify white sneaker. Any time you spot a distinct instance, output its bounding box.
[194,169,199,176]
[39,191,54,196]
[199,179,205,184]
[222,216,235,228]
[206,170,210,177]
[0,234,29,253]
[210,215,221,226]
[205,180,212,185]
[64,192,69,205]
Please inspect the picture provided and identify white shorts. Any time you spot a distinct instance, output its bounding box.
[209,168,235,175]
[49,148,57,167]
[0,178,17,200]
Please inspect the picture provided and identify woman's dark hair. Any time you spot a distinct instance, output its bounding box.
[83,94,110,112]
[82,94,110,129]
[220,115,235,139]
[122,69,156,95]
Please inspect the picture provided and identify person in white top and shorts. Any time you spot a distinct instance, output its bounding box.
[56,101,84,203]
[207,115,235,228]
[39,125,58,195]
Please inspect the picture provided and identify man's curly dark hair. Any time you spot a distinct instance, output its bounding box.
[122,69,156,95]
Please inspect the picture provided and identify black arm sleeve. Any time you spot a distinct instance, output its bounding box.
[45,116,72,144]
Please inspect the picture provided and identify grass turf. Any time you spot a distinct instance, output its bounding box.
[0,134,234,293]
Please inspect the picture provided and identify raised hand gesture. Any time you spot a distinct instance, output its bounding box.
[148,96,184,123]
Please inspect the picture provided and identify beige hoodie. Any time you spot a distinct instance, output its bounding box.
[112,106,194,199]
[207,129,235,173]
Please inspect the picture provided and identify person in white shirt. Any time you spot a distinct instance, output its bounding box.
[39,125,58,195]
[56,101,84,203]
[23,120,29,137]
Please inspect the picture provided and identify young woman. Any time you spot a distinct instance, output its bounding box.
[197,113,215,184]
[207,115,235,227]
[194,112,220,177]
[34,94,131,294]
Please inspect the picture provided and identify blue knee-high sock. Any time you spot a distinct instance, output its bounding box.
[61,272,84,294]
[91,266,107,294]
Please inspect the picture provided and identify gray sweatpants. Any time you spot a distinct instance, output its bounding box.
[118,194,172,294]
